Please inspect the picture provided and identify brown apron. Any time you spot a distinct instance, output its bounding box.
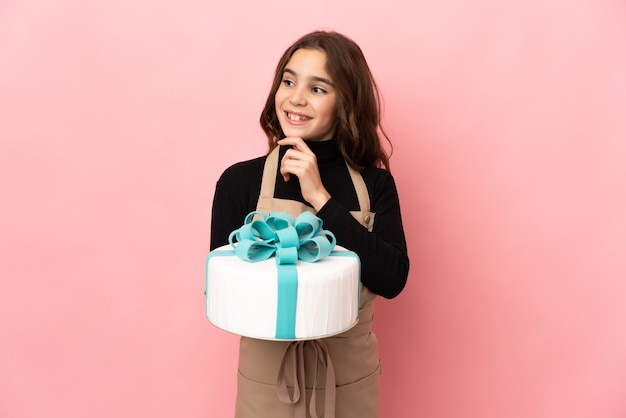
[234,147,381,418]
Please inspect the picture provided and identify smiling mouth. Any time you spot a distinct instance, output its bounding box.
[286,112,311,122]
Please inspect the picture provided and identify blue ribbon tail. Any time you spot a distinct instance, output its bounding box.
[275,263,298,339]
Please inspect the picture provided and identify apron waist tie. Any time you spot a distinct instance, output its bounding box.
[276,339,335,418]
[275,305,374,418]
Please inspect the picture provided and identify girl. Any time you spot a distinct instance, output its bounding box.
[210,30,409,418]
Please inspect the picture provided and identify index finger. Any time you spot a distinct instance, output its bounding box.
[277,137,312,154]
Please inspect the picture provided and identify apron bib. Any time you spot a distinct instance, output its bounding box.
[234,147,381,418]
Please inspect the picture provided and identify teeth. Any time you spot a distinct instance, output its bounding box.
[287,112,310,122]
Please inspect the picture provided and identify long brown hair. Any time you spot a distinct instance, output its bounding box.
[259,31,392,170]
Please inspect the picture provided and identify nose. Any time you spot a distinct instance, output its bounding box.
[289,86,307,106]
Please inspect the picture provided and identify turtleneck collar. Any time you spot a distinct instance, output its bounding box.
[305,138,342,164]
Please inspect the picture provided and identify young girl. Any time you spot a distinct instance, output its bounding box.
[210,30,409,418]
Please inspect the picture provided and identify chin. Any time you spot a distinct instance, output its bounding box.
[281,128,306,139]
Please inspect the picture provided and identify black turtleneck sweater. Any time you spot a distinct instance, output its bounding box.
[210,139,409,299]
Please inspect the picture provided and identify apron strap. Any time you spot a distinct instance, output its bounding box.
[259,146,280,200]
[347,164,370,213]
[259,146,371,214]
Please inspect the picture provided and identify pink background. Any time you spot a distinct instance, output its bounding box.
[1,1,625,417]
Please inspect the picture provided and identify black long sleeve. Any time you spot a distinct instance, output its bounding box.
[210,140,409,299]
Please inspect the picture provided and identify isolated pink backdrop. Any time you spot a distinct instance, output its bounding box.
[1,1,625,417]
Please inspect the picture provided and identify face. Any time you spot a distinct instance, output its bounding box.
[274,48,338,142]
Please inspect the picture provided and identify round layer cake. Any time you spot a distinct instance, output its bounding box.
[206,244,360,340]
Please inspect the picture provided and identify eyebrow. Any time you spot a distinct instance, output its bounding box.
[283,68,334,87]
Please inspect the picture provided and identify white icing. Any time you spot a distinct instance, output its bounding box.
[206,245,360,340]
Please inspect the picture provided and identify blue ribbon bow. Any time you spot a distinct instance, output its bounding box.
[228,211,336,339]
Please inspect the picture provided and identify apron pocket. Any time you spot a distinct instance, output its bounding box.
[334,362,381,418]
[236,370,294,418]
[236,363,381,418]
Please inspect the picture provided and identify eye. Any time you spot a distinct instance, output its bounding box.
[312,86,327,94]
[282,79,295,87]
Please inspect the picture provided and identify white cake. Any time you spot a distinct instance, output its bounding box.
[206,244,360,340]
